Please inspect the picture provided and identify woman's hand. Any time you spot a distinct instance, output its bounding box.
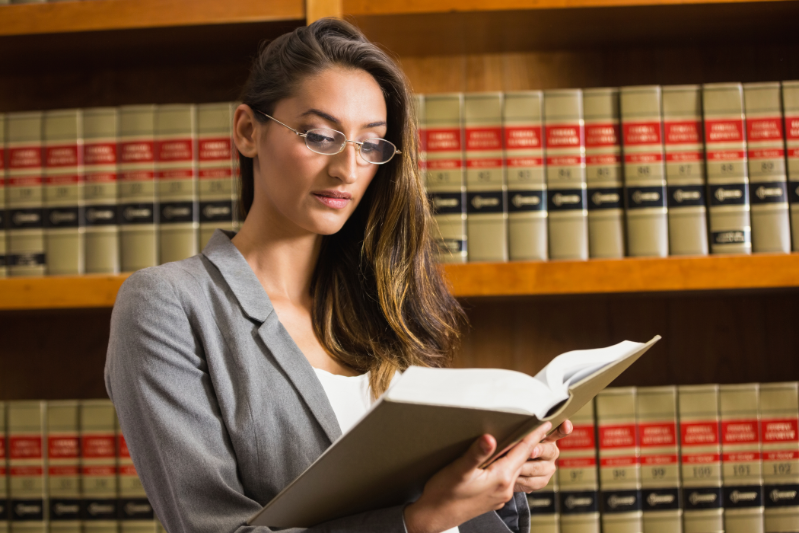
[403,421,553,533]
[513,419,573,493]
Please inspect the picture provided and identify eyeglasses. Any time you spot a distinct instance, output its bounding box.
[251,108,401,165]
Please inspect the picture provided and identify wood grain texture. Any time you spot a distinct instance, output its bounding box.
[0,274,130,310]
[307,0,344,22]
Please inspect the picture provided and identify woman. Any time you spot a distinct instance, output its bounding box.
[105,17,571,533]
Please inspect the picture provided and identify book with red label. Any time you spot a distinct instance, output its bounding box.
[504,91,547,261]
[557,401,599,533]
[596,387,643,533]
[6,111,46,277]
[637,386,682,533]
[7,400,48,532]
[1,401,8,533]
[702,82,752,254]
[46,401,81,533]
[583,88,624,259]
[43,109,84,275]
[759,382,799,532]
[743,82,791,253]
[230,100,243,233]
[662,85,709,256]
[783,81,799,252]
[0,114,7,278]
[198,102,236,250]
[543,89,588,260]
[117,417,157,532]
[80,400,118,533]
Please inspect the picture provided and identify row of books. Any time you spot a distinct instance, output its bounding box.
[414,81,799,263]
[0,104,240,278]
[0,399,165,533]
[526,382,799,533]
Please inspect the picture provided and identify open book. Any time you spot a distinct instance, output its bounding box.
[249,336,660,528]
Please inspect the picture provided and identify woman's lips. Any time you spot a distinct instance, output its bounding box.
[312,192,351,209]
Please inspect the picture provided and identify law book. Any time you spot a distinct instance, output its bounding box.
[118,105,158,272]
[504,91,547,261]
[583,88,625,258]
[463,92,508,262]
[759,382,799,533]
[43,109,84,275]
[557,401,600,533]
[529,472,560,533]
[156,104,198,264]
[250,337,660,528]
[620,85,669,257]
[678,384,723,533]
[543,89,588,260]
[230,100,243,234]
[720,384,765,533]
[637,386,682,533]
[197,103,236,250]
[1,401,8,533]
[0,114,7,278]
[423,93,467,262]
[118,418,157,532]
[80,400,118,533]
[783,81,799,251]
[83,107,120,274]
[743,82,792,253]
[7,400,48,533]
[662,85,709,256]
[46,401,81,533]
[6,111,46,277]
[596,387,643,533]
[702,82,752,254]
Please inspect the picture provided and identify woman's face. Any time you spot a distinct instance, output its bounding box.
[250,66,388,236]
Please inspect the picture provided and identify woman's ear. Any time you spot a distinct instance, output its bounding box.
[233,104,259,158]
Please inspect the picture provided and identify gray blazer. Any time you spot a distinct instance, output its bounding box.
[105,229,531,533]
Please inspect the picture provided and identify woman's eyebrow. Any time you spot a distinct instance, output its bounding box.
[298,108,386,129]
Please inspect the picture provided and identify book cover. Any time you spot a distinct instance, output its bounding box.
[7,400,48,533]
[637,386,682,533]
[46,401,81,533]
[783,81,799,251]
[759,382,799,533]
[620,85,669,257]
[464,92,508,262]
[720,384,765,533]
[596,387,643,533]
[118,419,157,532]
[156,104,198,264]
[543,89,588,260]
[743,82,791,253]
[504,91,547,261]
[1,401,7,533]
[197,102,236,250]
[118,105,158,272]
[702,83,752,254]
[557,401,600,533]
[583,88,625,258]
[6,111,46,277]
[83,107,120,274]
[80,400,118,533]
[529,472,560,533]
[43,109,84,275]
[662,85,709,256]
[678,384,723,533]
[423,93,467,263]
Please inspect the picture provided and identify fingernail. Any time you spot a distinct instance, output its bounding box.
[481,436,492,453]
[543,421,553,432]
[532,446,541,458]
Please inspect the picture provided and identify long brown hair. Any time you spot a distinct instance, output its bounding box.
[237,17,467,396]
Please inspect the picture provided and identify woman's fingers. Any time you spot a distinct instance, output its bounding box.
[527,441,559,462]
[490,421,552,473]
[541,419,573,443]
[458,434,498,473]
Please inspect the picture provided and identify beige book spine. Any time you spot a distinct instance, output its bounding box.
[1,401,7,532]
[504,91,547,261]
[43,109,84,275]
[230,100,243,233]
[783,81,799,251]
[0,114,7,279]
[46,401,81,533]
[7,400,48,532]
[744,82,791,253]
[759,382,799,532]
[703,82,752,254]
[118,417,157,532]
[662,85,709,256]
[424,93,467,263]
[557,401,599,533]
[415,94,426,190]
[6,111,46,277]
[620,85,669,257]
[197,102,235,250]
[529,472,560,533]
[80,400,118,533]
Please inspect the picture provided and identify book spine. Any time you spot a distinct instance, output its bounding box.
[230,100,243,233]
[678,384,723,533]
[504,91,547,261]
[0,402,7,533]
[783,82,799,252]
[557,402,599,533]
[80,400,118,533]
[424,93,467,263]
[662,85,709,256]
[637,386,682,533]
[620,85,669,257]
[6,112,46,277]
[197,102,235,250]
[118,421,157,532]
[0,114,7,279]
[720,384,765,533]
[46,401,81,533]
[743,82,791,253]
[759,382,799,533]
[8,400,48,532]
[597,387,643,533]
[43,109,84,275]
[118,105,158,272]
[544,89,588,260]
[83,107,120,274]
[530,473,560,533]
[702,83,752,253]
[583,88,625,258]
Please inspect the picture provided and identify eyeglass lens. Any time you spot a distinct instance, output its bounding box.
[305,129,396,164]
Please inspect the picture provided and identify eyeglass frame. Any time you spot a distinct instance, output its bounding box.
[250,107,402,165]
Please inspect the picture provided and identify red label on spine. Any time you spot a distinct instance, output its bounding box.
[624,153,664,164]
[585,124,620,148]
[426,159,463,170]
[8,177,43,187]
[119,464,138,476]
[558,457,596,468]
[681,453,721,464]
[748,149,785,159]
[665,121,701,144]
[666,152,702,162]
[426,129,462,152]
[157,139,194,162]
[10,466,44,476]
[586,154,621,165]
[118,435,130,458]
[465,127,502,151]
[747,117,784,141]
[84,172,117,183]
[45,175,81,185]
[84,142,117,165]
[82,465,117,476]
[119,170,155,182]
[707,150,746,161]
[119,141,155,163]
[763,450,799,461]
[761,419,798,443]
[505,157,543,167]
[723,451,761,462]
[465,158,503,169]
[10,436,42,459]
[156,168,195,180]
[705,120,744,143]
[546,125,583,148]
[599,425,638,449]
[0,436,5,458]
[81,435,116,458]
[0,148,4,172]
[681,422,719,446]
[199,138,232,161]
[623,122,662,145]
[722,420,760,445]
[9,147,42,169]
[46,145,80,167]
[559,425,596,450]
[48,436,79,458]
[786,117,799,140]
[642,454,678,465]
[199,168,233,179]
[49,466,79,476]
[600,455,639,467]
[505,126,542,149]
[640,422,677,447]
[546,155,584,166]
